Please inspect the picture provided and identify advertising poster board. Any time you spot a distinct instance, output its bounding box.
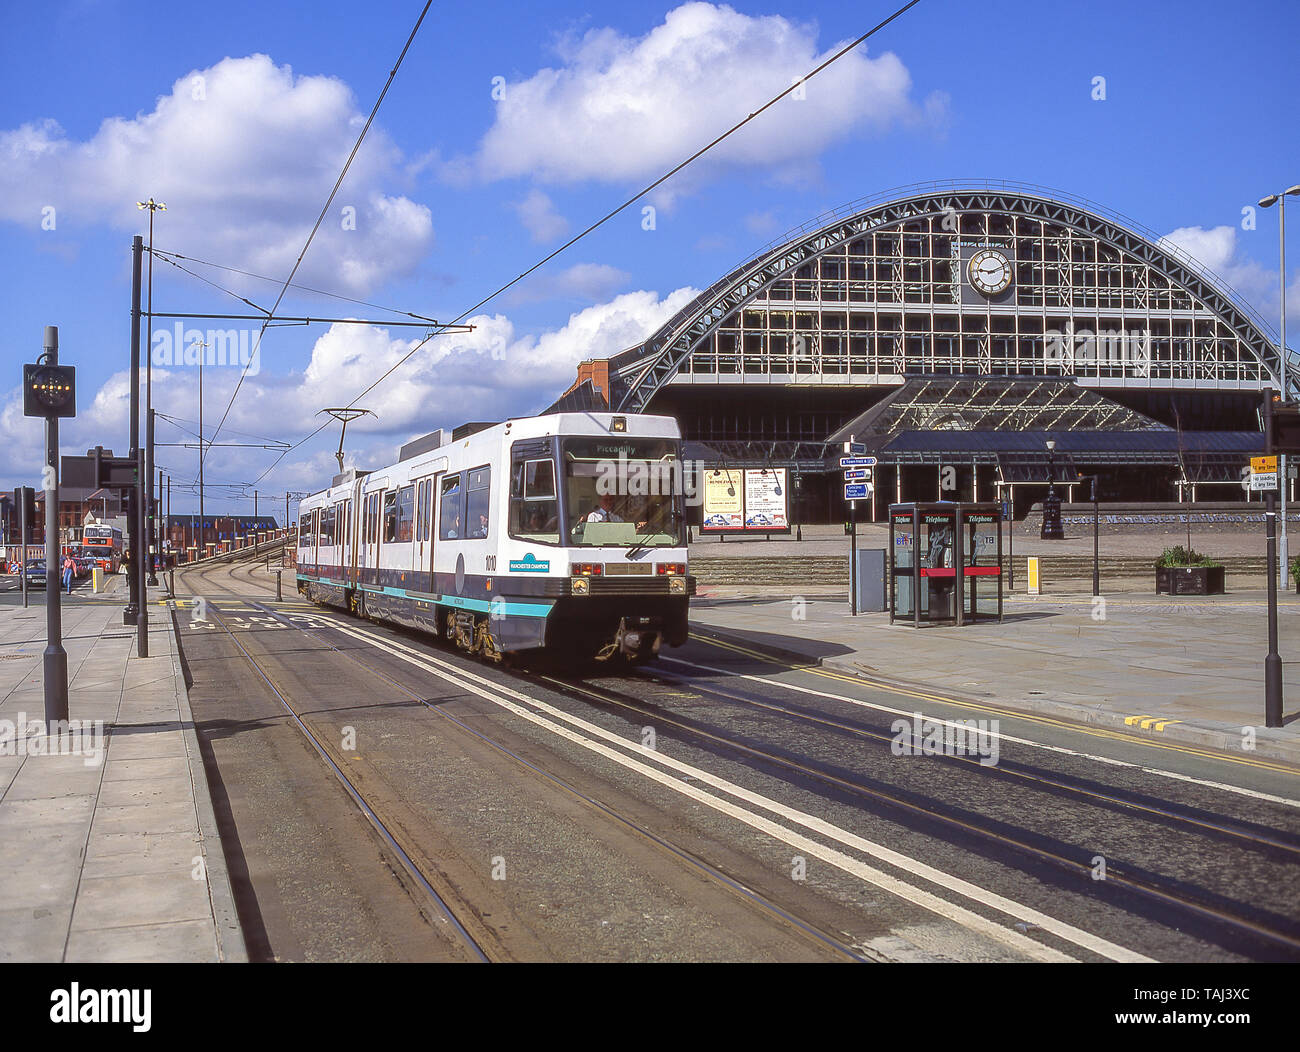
[701,468,744,531]
[701,467,790,533]
[744,468,788,530]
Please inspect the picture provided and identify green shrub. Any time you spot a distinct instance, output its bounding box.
[1154,545,1221,569]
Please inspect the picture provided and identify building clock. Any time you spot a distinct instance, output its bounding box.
[967,248,1013,296]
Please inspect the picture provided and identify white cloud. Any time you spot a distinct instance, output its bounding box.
[513,189,569,242]
[0,54,433,294]
[1161,225,1300,331]
[0,286,699,496]
[476,2,939,188]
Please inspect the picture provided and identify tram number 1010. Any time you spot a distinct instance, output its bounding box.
[485,556,497,572]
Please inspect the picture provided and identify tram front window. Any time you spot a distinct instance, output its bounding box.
[562,438,682,547]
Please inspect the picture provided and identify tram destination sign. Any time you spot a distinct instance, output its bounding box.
[839,456,878,468]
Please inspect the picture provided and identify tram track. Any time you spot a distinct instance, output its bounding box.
[174,563,867,962]
[173,560,1300,961]
[197,600,492,963]
[529,665,1300,957]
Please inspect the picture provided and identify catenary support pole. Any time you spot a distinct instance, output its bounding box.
[1265,389,1283,727]
[124,235,142,626]
[42,326,69,722]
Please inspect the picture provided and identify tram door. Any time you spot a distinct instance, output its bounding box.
[415,475,437,593]
[362,491,382,588]
[348,481,364,587]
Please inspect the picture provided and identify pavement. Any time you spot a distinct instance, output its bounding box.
[0,583,245,962]
[689,585,1300,768]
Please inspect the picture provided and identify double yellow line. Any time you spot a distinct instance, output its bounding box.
[687,630,1298,776]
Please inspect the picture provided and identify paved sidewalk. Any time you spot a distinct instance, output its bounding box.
[0,589,244,962]
[689,588,1300,767]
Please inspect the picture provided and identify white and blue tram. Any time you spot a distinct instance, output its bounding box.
[294,412,695,662]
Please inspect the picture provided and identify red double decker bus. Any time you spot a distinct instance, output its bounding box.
[82,523,123,572]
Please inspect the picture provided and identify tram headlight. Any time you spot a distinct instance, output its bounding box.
[668,576,686,595]
[572,576,590,596]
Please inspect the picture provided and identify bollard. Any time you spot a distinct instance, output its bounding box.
[276,569,282,601]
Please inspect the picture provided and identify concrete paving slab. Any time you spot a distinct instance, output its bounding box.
[0,905,73,962]
[70,870,213,931]
[65,919,218,963]
[104,729,188,760]
[89,800,199,837]
[82,831,204,879]
[101,756,191,782]
[96,776,193,808]
[0,792,96,827]
[0,857,84,908]
[2,764,105,800]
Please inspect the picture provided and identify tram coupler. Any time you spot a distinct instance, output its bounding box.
[603,617,663,662]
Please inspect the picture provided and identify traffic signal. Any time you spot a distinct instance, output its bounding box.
[1271,397,1300,454]
[23,363,76,418]
[16,486,36,540]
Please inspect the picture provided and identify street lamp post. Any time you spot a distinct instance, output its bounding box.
[1259,185,1299,588]
[1041,438,1064,539]
[137,199,165,587]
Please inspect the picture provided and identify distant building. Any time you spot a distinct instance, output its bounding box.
[550,182,1287,520]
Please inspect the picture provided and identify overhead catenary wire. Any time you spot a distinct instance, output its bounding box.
[251,0,924,487]
[202,0,434,483]
[151,248,439,322]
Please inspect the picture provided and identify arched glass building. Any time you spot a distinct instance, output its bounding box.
[551,182,1294,521]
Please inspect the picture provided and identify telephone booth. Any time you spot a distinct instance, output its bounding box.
[889,502,1003,626]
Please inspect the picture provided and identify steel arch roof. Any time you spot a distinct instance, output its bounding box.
[608,180,1292,412]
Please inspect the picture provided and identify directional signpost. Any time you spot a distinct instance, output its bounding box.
[841,442,878,616]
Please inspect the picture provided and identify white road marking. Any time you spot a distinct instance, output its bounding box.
[662,656,1300,810]
[307,612,1152,962]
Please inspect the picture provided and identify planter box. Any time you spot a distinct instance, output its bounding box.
[1155,565,1225,595]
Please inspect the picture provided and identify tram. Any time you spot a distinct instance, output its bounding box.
[295,412,695,662]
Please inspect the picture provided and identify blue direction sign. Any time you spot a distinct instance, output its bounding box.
[843,468,871,481]
[839,456,877,468]
[843,441,866,455]
[844,482,872,500]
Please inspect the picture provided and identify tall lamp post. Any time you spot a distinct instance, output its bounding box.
[1259,185,1299,589]
[1041,438,1064,539]
[137,198,165,586]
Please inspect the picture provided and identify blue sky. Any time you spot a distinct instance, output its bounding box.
[1,0,1297,517]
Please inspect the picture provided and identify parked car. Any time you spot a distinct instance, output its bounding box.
[25,560,47,588]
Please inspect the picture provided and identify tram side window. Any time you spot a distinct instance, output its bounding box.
[509,458,559,544]
[467,467,491,539]
[383,490,399,543]
[320,505,334,547]
[440,474,464,540]
[365,493,380,545]
[395,485,415,542]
